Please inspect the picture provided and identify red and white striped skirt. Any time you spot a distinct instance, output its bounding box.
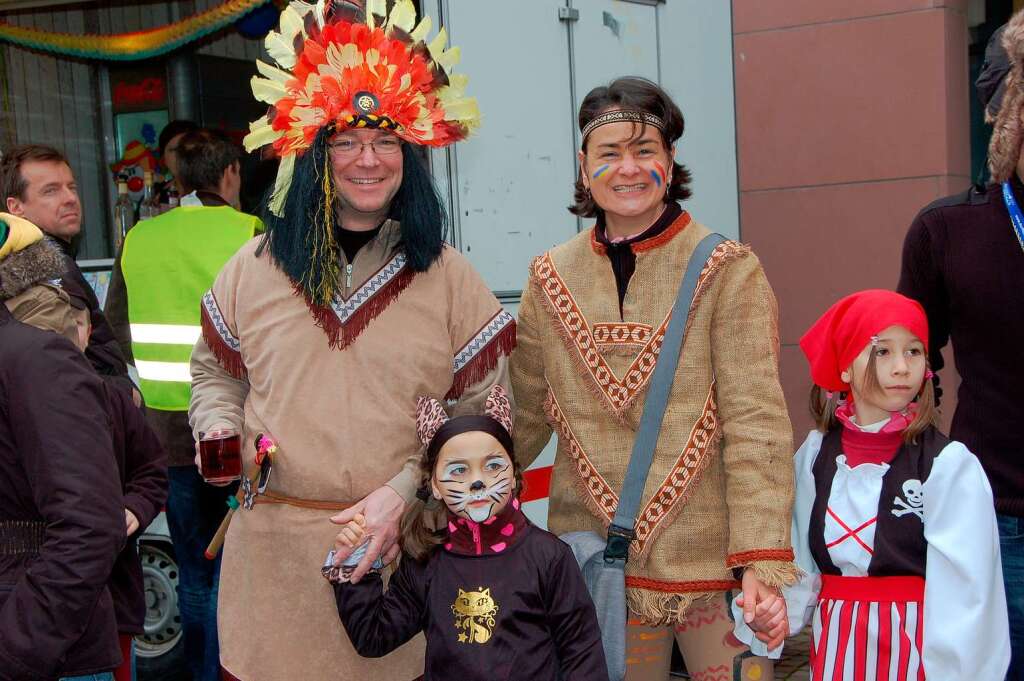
[810,574,926,681]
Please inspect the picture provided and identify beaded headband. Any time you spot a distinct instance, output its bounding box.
[581,110,665,142]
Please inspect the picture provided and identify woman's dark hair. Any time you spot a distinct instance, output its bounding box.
[257,127,447,301]
[400,425,523,562]
[570,76,693,217]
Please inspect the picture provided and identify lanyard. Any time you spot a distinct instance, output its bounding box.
[1000,182,1024,253]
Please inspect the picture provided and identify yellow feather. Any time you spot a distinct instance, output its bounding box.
[366,0,386,29]
[444,73,469,95]
[365,48,380,68]
[434,45,460,72]
[397,72,412,93]
[440,97,480,123]
[386,0,416,34]
[278,4,306,43]
[410,15,431,43]
[269,154,296,218]
[256,59,292,85]
[265,31,298,69]
[251,76,287,105]
[242,119,281,152]
[427,27,448,61]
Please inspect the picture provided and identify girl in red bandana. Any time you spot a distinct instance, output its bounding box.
[326,385,608,681]
[734,289,1009,680]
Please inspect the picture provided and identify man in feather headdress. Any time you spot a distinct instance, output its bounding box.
[188,1,514,678]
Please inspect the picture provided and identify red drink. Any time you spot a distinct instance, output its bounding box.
[199,430,242,483]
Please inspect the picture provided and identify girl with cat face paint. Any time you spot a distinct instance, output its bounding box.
[328,386,609,680]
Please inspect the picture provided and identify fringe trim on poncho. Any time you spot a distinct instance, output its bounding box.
[201,302,247,380]
[298,266,417,350]
[444,319,516,400]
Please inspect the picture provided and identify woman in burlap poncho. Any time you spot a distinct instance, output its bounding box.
[510,77,798,680]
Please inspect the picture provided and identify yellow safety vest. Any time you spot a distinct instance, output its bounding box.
[120,205,259,411]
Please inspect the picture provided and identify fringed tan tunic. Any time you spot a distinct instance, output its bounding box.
[189,222,515,680]
[511,212,797,625]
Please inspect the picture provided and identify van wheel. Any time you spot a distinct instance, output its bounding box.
[135,544,188,680]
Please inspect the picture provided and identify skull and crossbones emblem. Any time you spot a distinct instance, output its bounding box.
[892,479,924,520]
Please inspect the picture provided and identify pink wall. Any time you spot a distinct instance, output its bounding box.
[733,0,970,436]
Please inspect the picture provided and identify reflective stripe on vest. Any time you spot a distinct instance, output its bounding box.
[121,205,259,411]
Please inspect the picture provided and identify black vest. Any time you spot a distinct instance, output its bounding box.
[809,425,949,577]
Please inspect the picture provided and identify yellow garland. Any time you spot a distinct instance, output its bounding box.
[0,0,273,61]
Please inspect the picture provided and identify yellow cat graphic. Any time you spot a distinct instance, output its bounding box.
[451,587,499,644]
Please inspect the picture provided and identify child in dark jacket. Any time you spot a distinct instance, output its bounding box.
[328,385,608,681]
[66,290,168,681]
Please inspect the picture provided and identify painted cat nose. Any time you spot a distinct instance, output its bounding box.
[470,480,485,491]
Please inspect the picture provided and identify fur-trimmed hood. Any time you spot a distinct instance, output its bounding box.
[988,11,1024,183]
[0,236,66,301]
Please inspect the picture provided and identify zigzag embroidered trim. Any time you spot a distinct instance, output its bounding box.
[329,253,407,322]
[544,381,720,562]
[445,309,517,401]
[301,252,417,350]
[531,239,747,423]
[201,290,246,379]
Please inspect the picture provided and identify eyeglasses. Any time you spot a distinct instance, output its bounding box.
[327,137,403,158]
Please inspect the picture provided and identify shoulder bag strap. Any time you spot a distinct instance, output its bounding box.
[604,232,727,563]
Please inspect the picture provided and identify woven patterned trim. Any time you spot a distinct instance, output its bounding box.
[445,310,517,401]
[329,253,407,323]
[532,240,746,423]
[201,289,246,379]
[725,548,796,568]
[545,381,721,563]
[588,211,691,256]
[533,252,669,422]
[626,576,740,593]
[302,254,418,350]
[592,322,652,346]
[453,309,515,373]
[581,109,665,141]
[202,290,239,352]
[545,387,619,522]
[632,382,721,565]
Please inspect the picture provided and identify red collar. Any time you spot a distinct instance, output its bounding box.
[835,402,908,466]
[443,497,528,556]
[590,208,691,255]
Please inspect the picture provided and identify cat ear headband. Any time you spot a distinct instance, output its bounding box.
[415,384,513,447]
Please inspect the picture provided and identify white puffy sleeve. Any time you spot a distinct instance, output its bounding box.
[921,441,1009,681]
[733,430,823,659]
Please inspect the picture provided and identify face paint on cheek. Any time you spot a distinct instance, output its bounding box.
[650,161,666,188]
[592,164,610,180]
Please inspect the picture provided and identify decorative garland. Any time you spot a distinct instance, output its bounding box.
[0,0,275,61]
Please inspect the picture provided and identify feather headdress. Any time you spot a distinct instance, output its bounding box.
[244,0,480,217]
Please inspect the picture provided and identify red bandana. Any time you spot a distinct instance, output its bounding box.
[799,289,929,392]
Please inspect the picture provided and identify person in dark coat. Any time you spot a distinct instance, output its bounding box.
[67,294,168,681]
[329,386,608,681]
[0,144,131,388]
[0,213,125,680]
